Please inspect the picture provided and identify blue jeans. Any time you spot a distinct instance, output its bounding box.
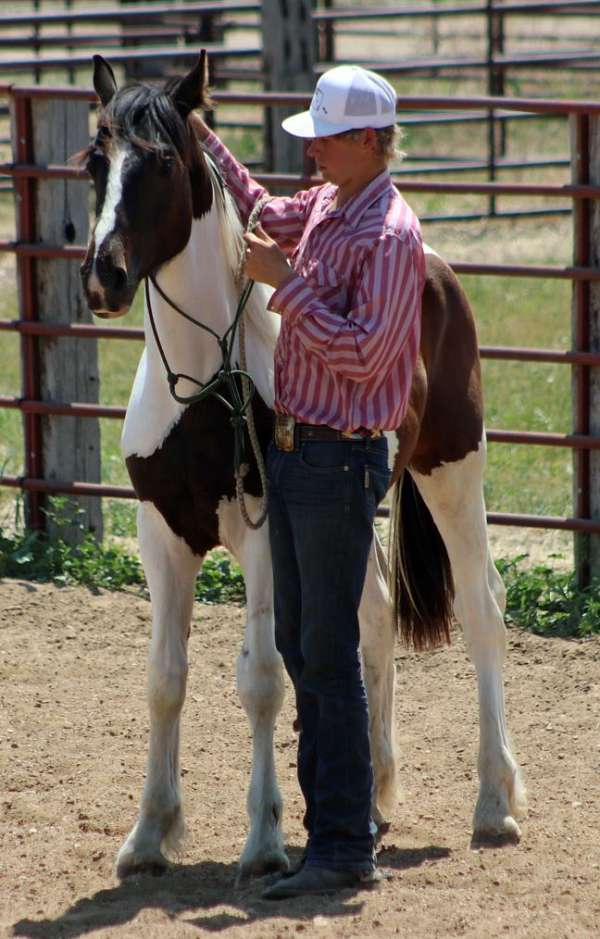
[266,435,391,872]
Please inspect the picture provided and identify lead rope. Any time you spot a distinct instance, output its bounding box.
[233,194,271,530]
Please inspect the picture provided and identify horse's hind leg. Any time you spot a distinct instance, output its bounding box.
[359,529,398,834]
[411,441,526,844]
[116,501,202,879]
[220,499,288,883]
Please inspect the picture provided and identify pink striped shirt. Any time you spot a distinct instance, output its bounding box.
[205,131,425,432]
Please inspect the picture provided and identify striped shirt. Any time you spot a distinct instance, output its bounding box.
[205,131,425,432]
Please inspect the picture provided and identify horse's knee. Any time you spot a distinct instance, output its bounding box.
[148,661,188,717]
[237,647,285,725]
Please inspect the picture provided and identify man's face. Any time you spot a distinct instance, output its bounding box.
[306,130,369,186]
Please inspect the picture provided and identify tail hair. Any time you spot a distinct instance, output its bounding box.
[388,471,454,650]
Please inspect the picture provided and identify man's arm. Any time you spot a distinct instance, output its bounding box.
[269,230,424,384]
[191,114,316,254]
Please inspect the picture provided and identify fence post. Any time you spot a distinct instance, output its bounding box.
[571,113,600,585]
[261,0,317,173]
[12,95,103,543]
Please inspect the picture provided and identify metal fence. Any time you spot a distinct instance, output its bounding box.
[2,0,600,196]
[0,83,599,540]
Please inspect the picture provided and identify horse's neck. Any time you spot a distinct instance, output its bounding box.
[122,203,278,459]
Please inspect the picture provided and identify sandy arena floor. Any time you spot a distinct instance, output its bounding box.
[1,578,599,938]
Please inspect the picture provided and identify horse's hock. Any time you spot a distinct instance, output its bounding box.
[11,95,102,541]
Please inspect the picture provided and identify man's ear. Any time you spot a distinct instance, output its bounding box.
[93,55,117,108]
[171,51,212,119]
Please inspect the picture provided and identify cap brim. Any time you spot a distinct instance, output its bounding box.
[281,110,355,139]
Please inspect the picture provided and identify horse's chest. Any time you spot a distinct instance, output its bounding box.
[126,393,273,556]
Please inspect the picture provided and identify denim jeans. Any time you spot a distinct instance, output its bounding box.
[266,435,391,872]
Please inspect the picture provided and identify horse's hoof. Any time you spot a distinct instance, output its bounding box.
[472,815,521,848]
[116,850,169,880]
[236,851,289,887]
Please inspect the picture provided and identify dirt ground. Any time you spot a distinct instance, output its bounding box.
[1,576,599,939]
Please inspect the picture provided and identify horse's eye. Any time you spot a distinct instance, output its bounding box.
[159,155,175,177]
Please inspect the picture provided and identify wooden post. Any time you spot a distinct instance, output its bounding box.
[571,114,600,584]
[261,0,317,174]
[23,98,103,542]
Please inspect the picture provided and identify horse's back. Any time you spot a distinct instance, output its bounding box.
[408,251,484,476]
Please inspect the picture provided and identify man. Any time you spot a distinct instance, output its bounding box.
[192,64,424,899]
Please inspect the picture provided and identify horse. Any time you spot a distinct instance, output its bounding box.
[80,52,526,881]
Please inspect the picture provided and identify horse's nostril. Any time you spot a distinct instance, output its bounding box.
[113,267,128,292]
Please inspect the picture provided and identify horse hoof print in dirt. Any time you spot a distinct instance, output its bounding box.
[80,52,526,881]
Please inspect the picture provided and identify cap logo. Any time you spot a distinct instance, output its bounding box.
[312,87,328,116]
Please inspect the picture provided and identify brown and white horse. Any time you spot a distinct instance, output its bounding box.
[80,53,526,881]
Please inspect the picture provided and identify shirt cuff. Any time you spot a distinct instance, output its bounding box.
[267,271,306,321]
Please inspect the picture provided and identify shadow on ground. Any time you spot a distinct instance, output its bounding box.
[12,844,450,937]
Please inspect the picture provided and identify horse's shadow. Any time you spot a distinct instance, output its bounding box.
[11,844,450,938]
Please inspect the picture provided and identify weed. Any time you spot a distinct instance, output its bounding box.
[497,554,600,638]
[1,502,598,634]
[0,497,246,604]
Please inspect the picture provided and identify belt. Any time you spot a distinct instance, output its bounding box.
[274,413,382,452]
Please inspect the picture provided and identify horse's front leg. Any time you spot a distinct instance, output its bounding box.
[221,499,288,883]
[116,501,202,879]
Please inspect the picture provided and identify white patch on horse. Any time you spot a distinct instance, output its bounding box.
[88,147,127,297]
[121,183,280,460]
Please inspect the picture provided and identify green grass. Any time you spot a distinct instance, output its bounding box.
[499,555,600,638]
[1,501,598,635]
[0,496,246,603]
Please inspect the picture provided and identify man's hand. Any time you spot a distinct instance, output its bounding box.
[243,224,292,290]
[190,112,211,141]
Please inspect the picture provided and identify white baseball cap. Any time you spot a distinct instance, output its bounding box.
[282,64,397,139]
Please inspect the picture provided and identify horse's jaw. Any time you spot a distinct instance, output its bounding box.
[92,305,131,320]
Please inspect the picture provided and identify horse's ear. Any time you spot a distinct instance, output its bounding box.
[171,51,212,118]
[93,55,117,107]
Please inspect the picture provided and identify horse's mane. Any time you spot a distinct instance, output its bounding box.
[103,83,191,158]
[204,155,280,354]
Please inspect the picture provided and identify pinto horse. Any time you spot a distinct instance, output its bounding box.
[80,53,525,880]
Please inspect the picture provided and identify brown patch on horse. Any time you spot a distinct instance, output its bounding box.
[127,390,273,557]
[411,253,484,475]
[389,253,482,651]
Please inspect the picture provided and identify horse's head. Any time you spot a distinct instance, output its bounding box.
[80,53,213,318]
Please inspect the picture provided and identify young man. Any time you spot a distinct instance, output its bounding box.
[192,64,425,899]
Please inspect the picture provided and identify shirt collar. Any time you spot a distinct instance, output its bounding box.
[322,169,393,229]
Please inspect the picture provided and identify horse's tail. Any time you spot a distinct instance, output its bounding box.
[388,470,454,650]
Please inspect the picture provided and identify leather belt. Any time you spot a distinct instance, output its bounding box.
[274,413,382,452]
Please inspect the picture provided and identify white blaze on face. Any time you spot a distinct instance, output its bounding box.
[88,146,127,297]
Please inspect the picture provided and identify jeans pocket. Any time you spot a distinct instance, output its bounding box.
[367,466,392,507]
[299,441,350,474]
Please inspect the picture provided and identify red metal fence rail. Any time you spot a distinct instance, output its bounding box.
[3,1,600,218]
[0,84,599,535]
